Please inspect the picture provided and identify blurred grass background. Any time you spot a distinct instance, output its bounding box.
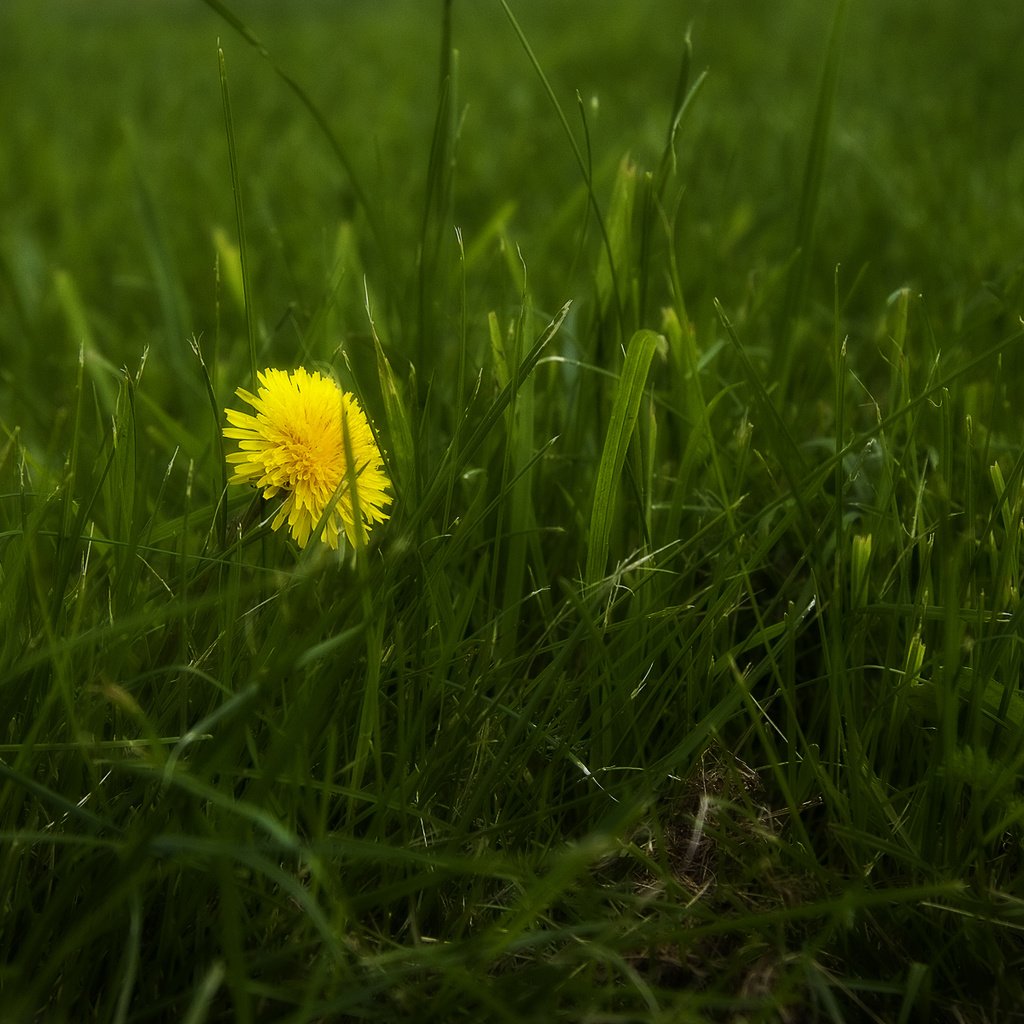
[4,0,1021,437]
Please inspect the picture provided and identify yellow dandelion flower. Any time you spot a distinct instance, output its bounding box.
[223,367,392,550]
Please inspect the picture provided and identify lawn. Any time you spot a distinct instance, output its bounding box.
[2,1,1024,1020]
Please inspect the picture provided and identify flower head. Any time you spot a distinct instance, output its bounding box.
[224,367,391,549]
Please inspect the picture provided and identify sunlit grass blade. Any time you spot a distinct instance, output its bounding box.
[585,329,660,584]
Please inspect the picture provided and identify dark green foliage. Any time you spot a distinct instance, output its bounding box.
[2,1,1023,1020]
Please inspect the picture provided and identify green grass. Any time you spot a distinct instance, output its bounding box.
[3,0,1024,1020]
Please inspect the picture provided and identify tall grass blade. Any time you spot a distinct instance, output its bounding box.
[217,45,257,389]
[498,0,622,328]
[586,328,660,584]
[775,0,850,380]
[202,0,383,252]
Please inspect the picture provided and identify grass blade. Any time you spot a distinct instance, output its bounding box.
[217,44,257,388]
[586,328,660,584]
